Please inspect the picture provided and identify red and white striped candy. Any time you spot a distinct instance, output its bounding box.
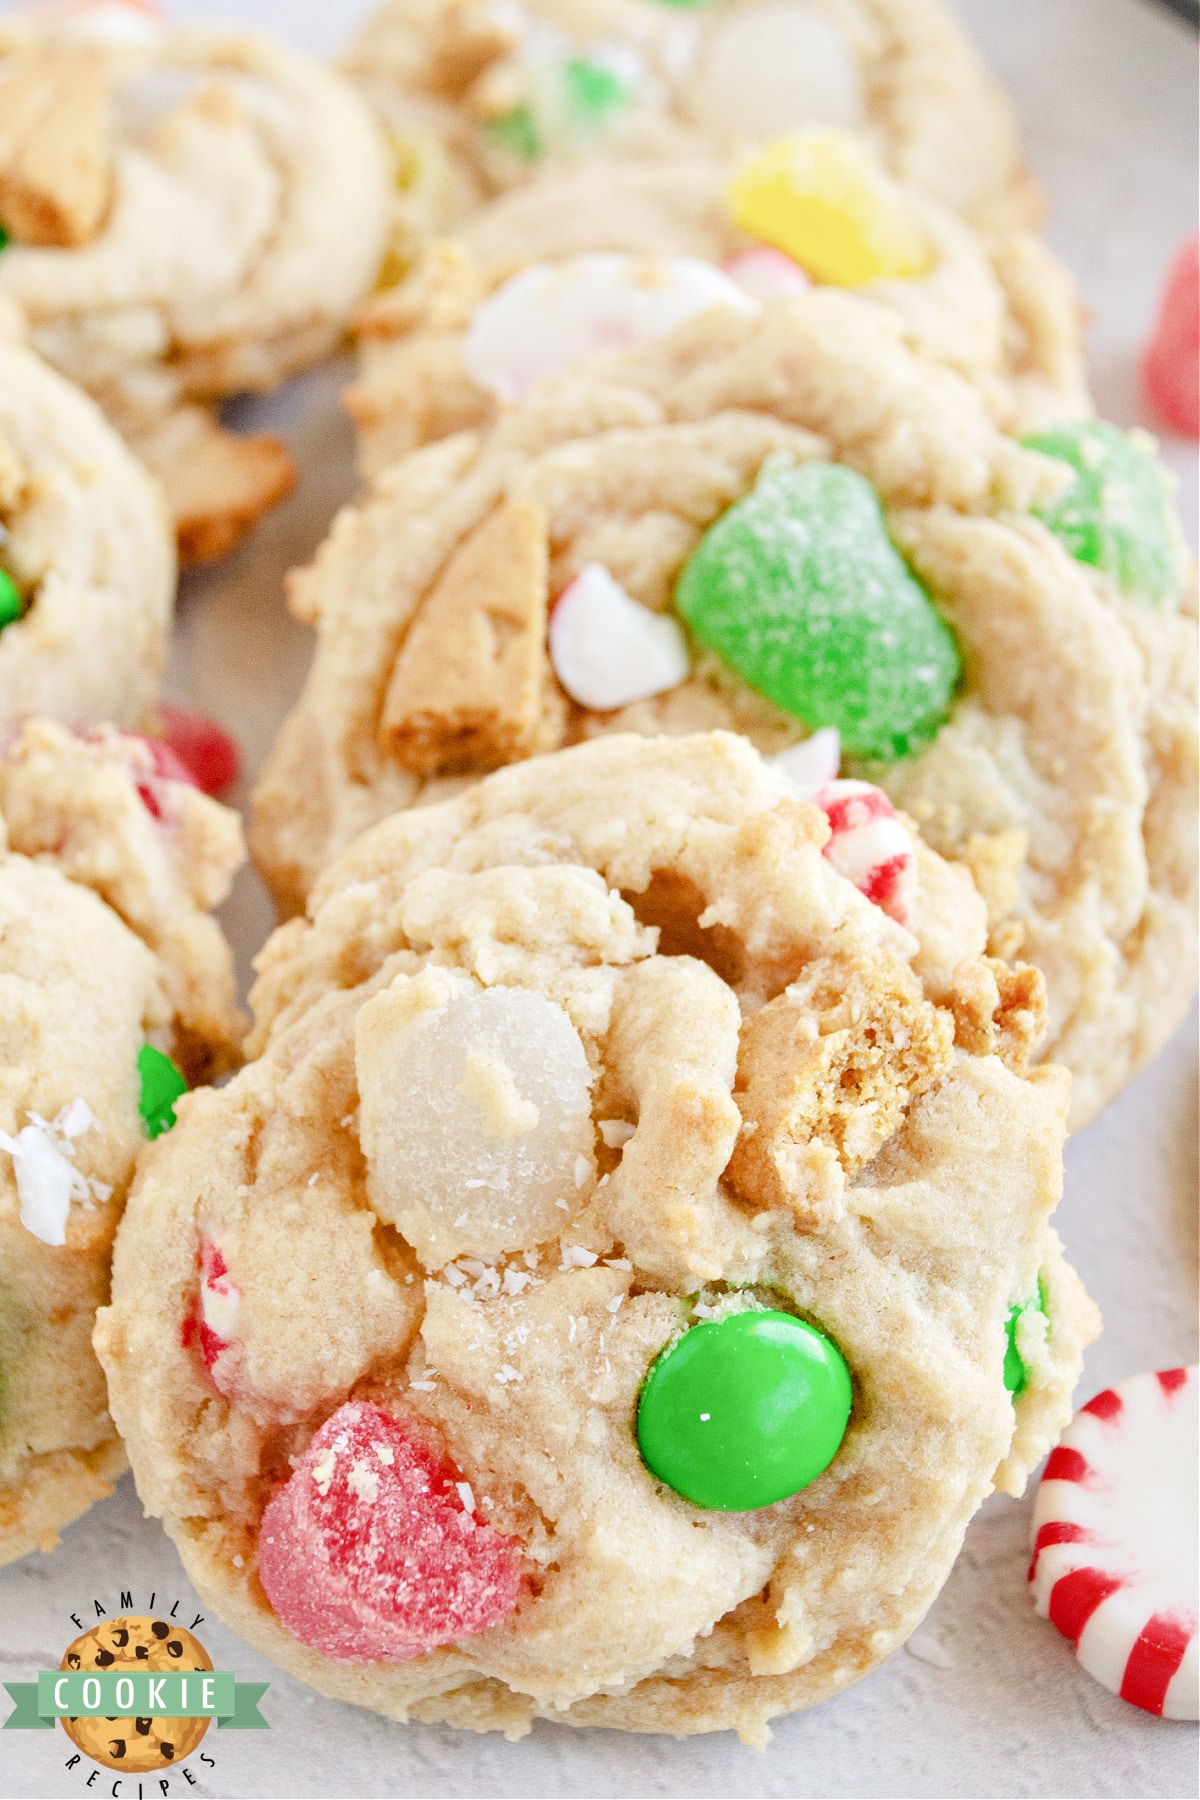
[1030,1366,1198,1720]
[802,778,917,928]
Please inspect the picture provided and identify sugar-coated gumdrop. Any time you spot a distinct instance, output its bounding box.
[1030,1367,1197,1720]
[137,1043,187,1139]
[465,255,757,403]
[549,563,691,709]
[637,1309,852,1511]
[804,778,917,927]
[0,569,22,629]
[726,131,932,287]
[157,702,241,796]
[1023,421,1184,606]
[1142,234,1199,440]
[691,6,862,149]
[675,458,960,759]
[356,975,595,1266]
[258,1401,523,1663]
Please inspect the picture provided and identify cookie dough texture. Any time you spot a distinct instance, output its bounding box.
[347,155,1090,478]
[0,17,390,561]
[0,720,244,1566]
[343,0,1036,276]
[101,731,1096,1742]
[255,294,1197,1128]
[0,336,174,734]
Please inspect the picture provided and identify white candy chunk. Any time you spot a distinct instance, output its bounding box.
[724,246,811,303]
[356,971,596,1266]
[771,728,840,792]
[463,253,759,401]
[3,1125,82,1246]
[690,5,862,146]
[549,564,691,711]
[56,0,166,43]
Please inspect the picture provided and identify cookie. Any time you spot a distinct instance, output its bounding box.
[0,7,390,561]
[253,291,1197,1129]
[0,334,174,735]
[0,718,245,1566]
[342,0,1038,277]
[346,141,1089,477]
[98,730,1096,1743]
[58,1615,213,1774]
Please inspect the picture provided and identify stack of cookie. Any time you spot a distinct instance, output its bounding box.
[0,0,1194,1753]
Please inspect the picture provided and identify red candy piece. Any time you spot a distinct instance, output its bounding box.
[157,702,241,796]
[1142,233,1199,440]
[258,1402,523,1664]
[180,1240,239,1392]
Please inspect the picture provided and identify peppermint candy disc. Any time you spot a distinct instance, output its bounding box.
[463,254,759,402]
[1030,1366,1198,1719]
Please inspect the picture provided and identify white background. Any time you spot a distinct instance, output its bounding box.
[1,1,1197,1795]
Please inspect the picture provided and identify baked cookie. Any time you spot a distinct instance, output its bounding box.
[342,0,1037,279]
[99,731,1096,1743]
[0,4,390,562]
[0,718,244,1565]
[253,293,1197,1129]
[347,137,1089,478]
[0,331,174,734]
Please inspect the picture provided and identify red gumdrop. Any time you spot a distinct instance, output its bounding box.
[257,1402,523,1664]
[1142,233,1199,439]
[157,702,241,796]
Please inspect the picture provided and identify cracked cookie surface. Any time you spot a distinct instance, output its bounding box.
[103,731,1096,1742]
[0,720,244,1565]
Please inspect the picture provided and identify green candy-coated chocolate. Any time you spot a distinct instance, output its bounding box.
[675,459,960,760]
[1004,1280,1049,1397]
[486,104,541,161]
[138,1043,187,1141]
[636,1307,852,1511]
[1023,420,1183,606]
[0,570,22,630]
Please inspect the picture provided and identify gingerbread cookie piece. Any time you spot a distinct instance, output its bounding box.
[347,140,1089,478]
[0,334,174,734]
[255,291,1196,1129]
[0,719,244,1566]
[343,0,1038,275]
[0,8,389,561]
[101,731,1096,1742]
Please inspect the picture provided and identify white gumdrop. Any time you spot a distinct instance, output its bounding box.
[771,728,840,792]
[355,971,596,1266]
[690,5,862,146]
[724,246,811,302]
[550,564,691,711]
[463,253,759,402]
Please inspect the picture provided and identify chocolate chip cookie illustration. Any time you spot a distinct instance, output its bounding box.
[59,1616,212,1773]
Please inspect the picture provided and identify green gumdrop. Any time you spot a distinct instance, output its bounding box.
[485,104,542,161]
[1022,420,1183,605]
[636,1308,852,1511]
[0,570,22,630]
[675,460,961,760]
[1004,1281,1049,1397]
[560,57,628,125]
[138,1043,187,1141]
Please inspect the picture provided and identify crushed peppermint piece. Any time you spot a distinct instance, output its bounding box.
[549,564,690,712]
[804,778,918,927]
[464,253,759,403]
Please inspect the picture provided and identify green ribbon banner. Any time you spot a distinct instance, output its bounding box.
[4,1674,268,1729]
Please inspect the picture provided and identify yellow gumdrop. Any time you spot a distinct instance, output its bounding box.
[726,130,933,287]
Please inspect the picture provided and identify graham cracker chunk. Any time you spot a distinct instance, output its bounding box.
[0,51,111,247]
[382,498,551,774]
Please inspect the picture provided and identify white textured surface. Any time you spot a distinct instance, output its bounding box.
[1,1,1197,1795]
